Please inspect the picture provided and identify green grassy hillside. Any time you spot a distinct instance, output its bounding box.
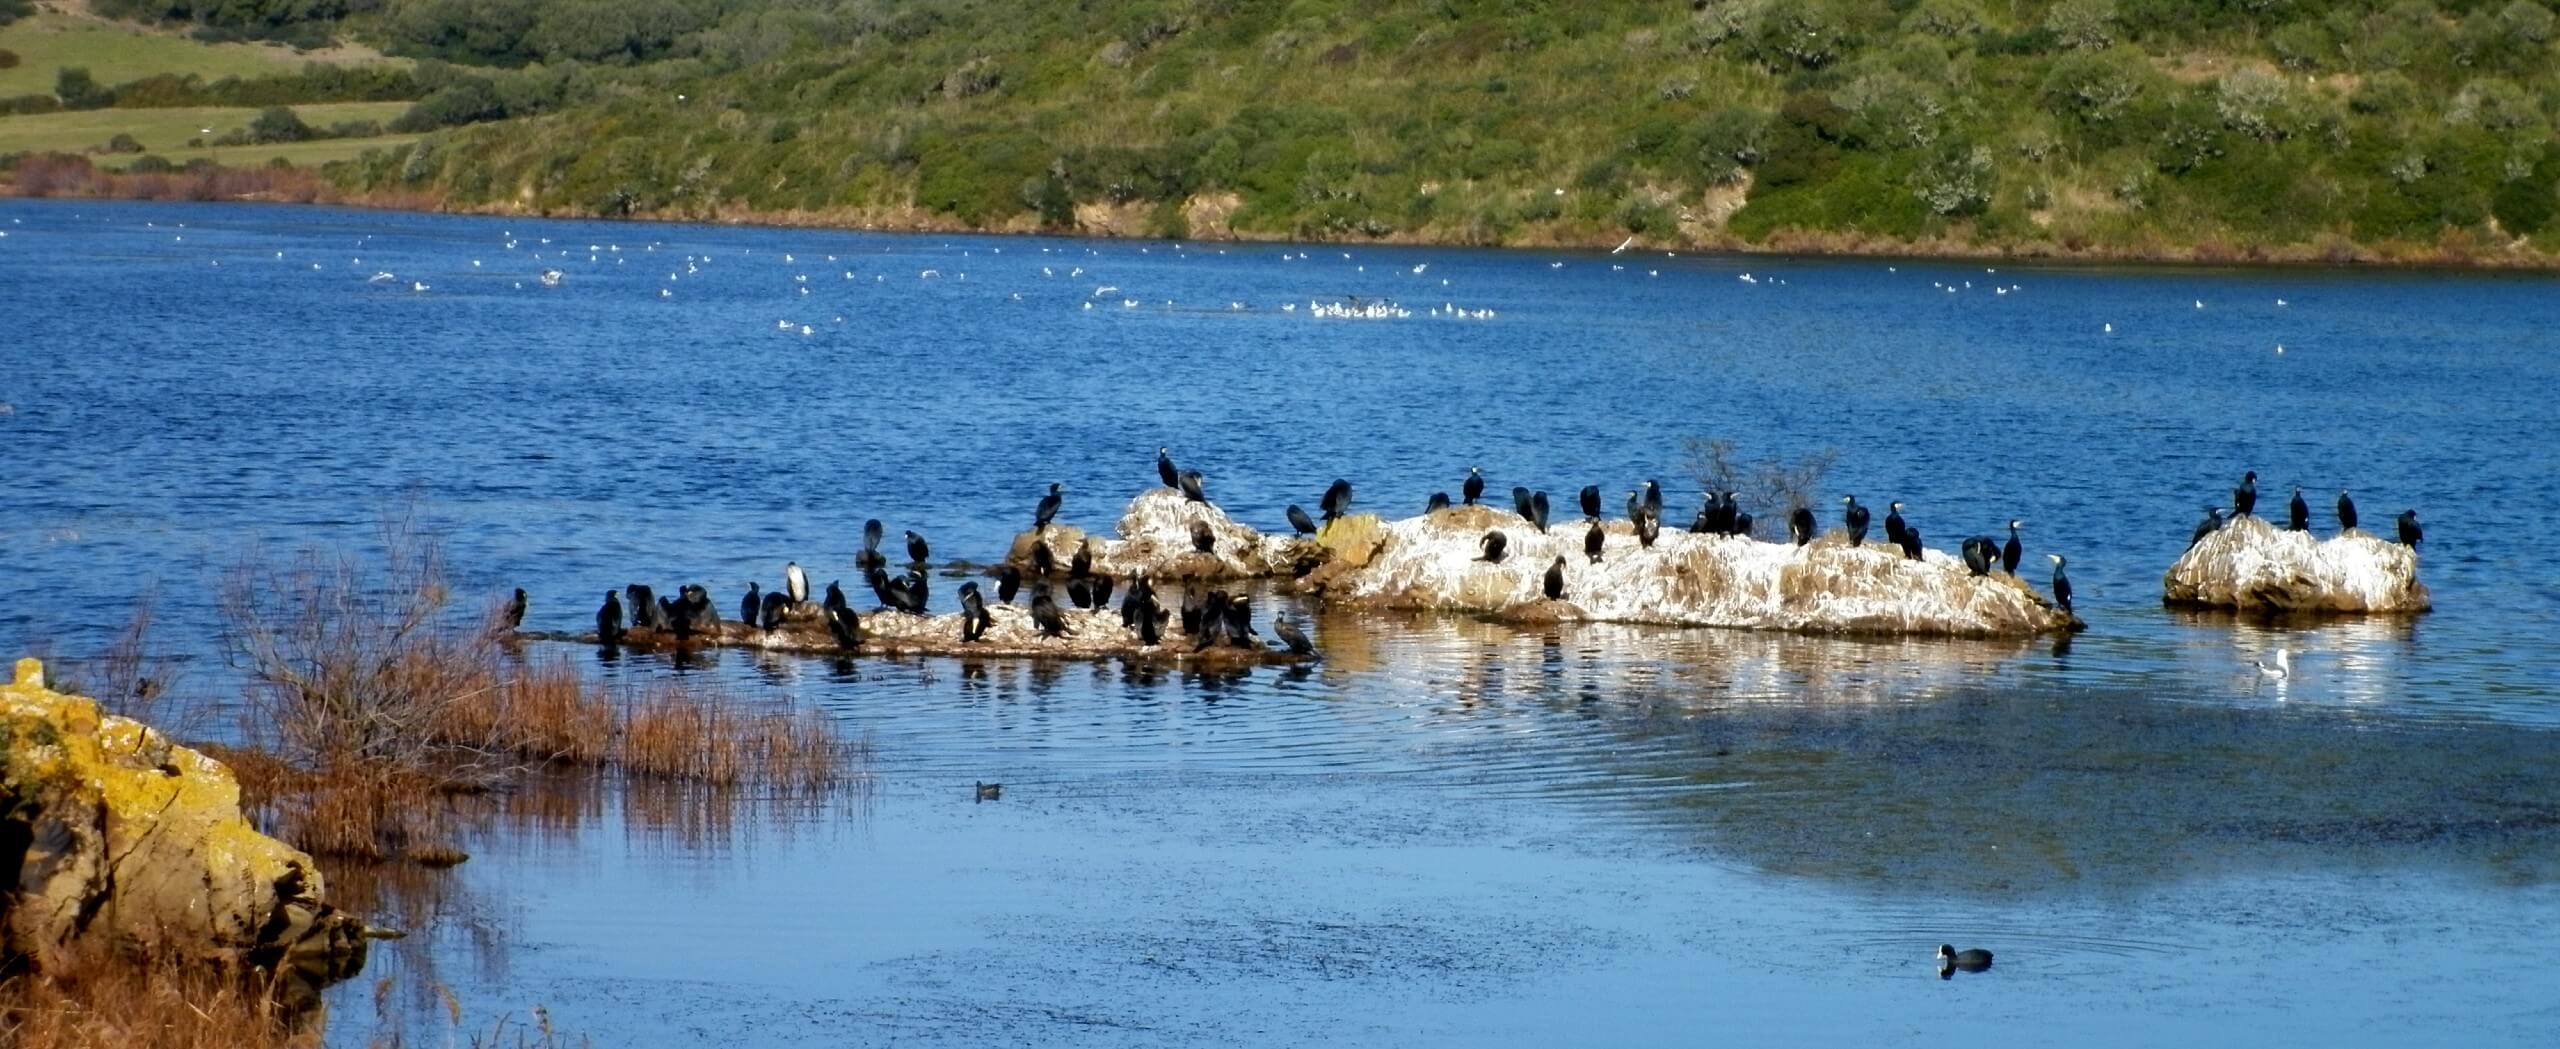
[0,12,387,97]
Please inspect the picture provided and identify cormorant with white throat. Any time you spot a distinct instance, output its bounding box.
[1157,447,1179,489]
[1884,502,1908,547]
[2001,521,2023,575]
[2233,471,2259,516]
[1463,466,1485,505]
[2288,488,2309,531]
[1273,614,1315,656]
[905,529,930,565]
[2048,553,2073,613]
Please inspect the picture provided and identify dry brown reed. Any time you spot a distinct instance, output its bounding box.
[617,680,856,792]
[0,941,307,1049]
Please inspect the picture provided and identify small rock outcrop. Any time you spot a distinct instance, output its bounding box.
[1,658,370,980]
[556,603,1308,666]
[2162,515,2429,613]
[1314,506,2077,638]
[1008,487,1319,581]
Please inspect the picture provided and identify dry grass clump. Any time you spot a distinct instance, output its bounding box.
[0,942,306,1049]
[617,679,856,792]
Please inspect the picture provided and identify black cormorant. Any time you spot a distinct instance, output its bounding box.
[2189,506,2226,549]
[1223,595,1258,648]
[1068,540,1093,579]
[1937,945,1993,973]
[824,581,848,614]
[864,566,895,608]
[2001,520,2023,575]
[2233,471,2258,517]
[502,588,527,631]
[960,582,992,642]
[1427,492,1452,513]
[760,590,789,631]
[1190,520,1216,554]
[1157,447,1179,489]
[1842,495,1870,547]
[1030,542,1055,577]
[997,564,1022,604]
[1961,536,1994,576]
[625,584,659,629]
[1092,573,1116,609]
[1511,486,1536,522]
[1898,525,1923,561]
[1191,591,1230,651]
[2337,490,2359,532]
[863,518,884,557]
[1531,490,1551,533]
[1580,485,1602,519]
[904,569,929,612]
[1035,482,1064,531]
[1135,598,1164,646]
[1287,504,1318,536]
[596,591,624,644]
[1321,479,1354,521]
[2048,553,2073,613]
[1181,587,1206,636]
[1788,507,1816,547]
[1179,468,1209,503]
[1273,614,1315,656]
[905,529,930,565]
[2397,509,2422,547]
[1463,466,1485,506]
[1635,508,1659,549]
[2288,488,2309,531]
[1585,520,1605,563]
[1690,502,1715,534]
[1478,531,1508,564]
[1030,585,1072,637]
[740,582,763,624]
[1543,556,1567,601]
[1066,577,1093,610]
[1731,511,1753,538]
[1884,502,1908,547]
[824,604,862,650]
[1644,480,1664,514]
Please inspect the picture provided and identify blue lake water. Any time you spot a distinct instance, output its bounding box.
[2,200,2557,1045]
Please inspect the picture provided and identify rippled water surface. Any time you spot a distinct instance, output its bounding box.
[3,200,2557,1045]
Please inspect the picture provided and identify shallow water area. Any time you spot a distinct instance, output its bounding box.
[2,200,2556,1045]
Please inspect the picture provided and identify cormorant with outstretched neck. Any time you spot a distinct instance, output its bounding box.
[1585,520,1605,563]
[1531,490,1551,533]
[760,590,789,631]
[1478,531,1508,564]
[784,561,807,604]
[1884,502,1908,547]
[501,588,526,631]
[2001,520,2024,575]
[2233,471,2259,517]
[1179,469,1209,503]
[1157,447,1179,489]
[1034,483,1065,531]
[1463,466,1485,506]
[1511,486,1536,523]
[1898,525,1924,561]
[1190,520,1216,554]
[1273,614,1315,656]
[997,564,1022,604]
[824,581,849,615]
[823,603,862,650]
[1322,479,1354,522]
[1030,584,1071,638]
[2189,506,2226,549]
[1543,556,1567,601]
[1287,504,1318,535]
[2397,509,2423,547]
[2048,554,2073,613]
[596,591,624,645]
[960,582,993,642]
[1427,491,1453,512]
[1789,506,1816,547]
[2288,488,2310,531]
[740,582,762,625]
[905,530,931,565]
[1842,496,1870,547]
[1580,485,1602,519]
[2337,490,2359,532]
[1961,536,1994,576]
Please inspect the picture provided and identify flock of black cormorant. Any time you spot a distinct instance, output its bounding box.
[2187,471,2424,549]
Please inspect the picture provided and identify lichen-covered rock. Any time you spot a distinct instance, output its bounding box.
[1007,488,1319,581]
[0,658,370,979]
[2162,515,2429,613]
[1317,506,2077,638]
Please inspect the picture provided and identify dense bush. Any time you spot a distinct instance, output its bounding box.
[55,68,115,110]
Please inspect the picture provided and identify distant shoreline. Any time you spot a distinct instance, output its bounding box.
[9,163,2560,274]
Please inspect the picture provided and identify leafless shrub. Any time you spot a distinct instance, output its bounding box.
[1683,437,1841,536]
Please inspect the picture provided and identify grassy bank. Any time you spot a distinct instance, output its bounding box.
[0,11,390,98]
[0,101,411,161]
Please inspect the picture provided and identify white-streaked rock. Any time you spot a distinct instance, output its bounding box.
[1010,487,1318,581]
[1320,505,2075,637]
[2162,515,2429,613]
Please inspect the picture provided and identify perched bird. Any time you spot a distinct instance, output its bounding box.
[1321,479,1354,522]
[1842,495,1870,547]
[1091,573,1116,609]
[1034,482,1065,531]
[1191,591,1231,651]
[1884,502,1909,547]
[501,588,527,631]
[1222,595,1259,649]
[2233,471,2259,517]
[1579,485,1602,519]
[1478,531,1508,564]
[760,590,790,631]
[904,569,929,611]
[1585,520,1606,563]
[1157,447,1180,489]
[1462,466,1485,506]
[1635,507,1659,548]
[1179,468,1209,503]
[824,581,849,614]
[2048,553,2073,613]
[862,518,885,560]
[625,584,660,630]
[1181,588,1206,636]
[1286,504,1318,536]
[905,530,931,565]
[1961,536,1995,576]
[1273,614,1316,656]
[1530,490,1551,534]
[1029,585,1072,637]
[1789,506,1816,547]
[2287,488,2310,532]
[824,604,862,650]
[1190,520,1216,554]
[2337,490,2359,532]
[1068,540,1093,579]
[1066,576,1093,610]
[1134,597,1165,646]
[864,566,896,608]
[784,561,808,604]
[1644,480,1663,515]
[1426,491,1453,513]
[1030,541,1056,577]
[1898,525,1924,561]
[997,564,1022,604]
[1937,945,1993,973]
[959,582,993,642]
[1690,501,1716,535]
[2001,520,2024,576]
[596,590,625,644]
[1543,556,1567,600]
[740,582,763,625]
[2189,506,2226,549]
[1731,510,1753,538]
[1511,486,1536,523]
[2397,509,2422,547]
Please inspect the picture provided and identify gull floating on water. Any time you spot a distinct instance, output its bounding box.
[2253,649,2291,682]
